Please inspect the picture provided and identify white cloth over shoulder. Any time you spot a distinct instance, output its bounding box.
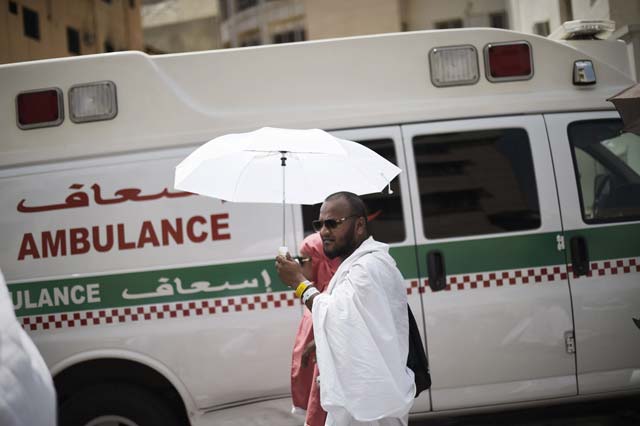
[0,271,57,426]
[312,237,415,426]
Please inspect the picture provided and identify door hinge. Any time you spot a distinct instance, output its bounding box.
[556,235,565,251]
[565,331,576,354]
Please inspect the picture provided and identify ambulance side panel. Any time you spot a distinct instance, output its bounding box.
[545,111,640,395]
[0,147,302,410]
[402,115,577,410]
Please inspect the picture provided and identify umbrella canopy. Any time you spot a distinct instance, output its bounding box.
[175,127,401,205]
[174,127,401,247]
[608,83,640,136]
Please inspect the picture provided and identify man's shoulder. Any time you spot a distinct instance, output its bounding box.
[351,246,397,275]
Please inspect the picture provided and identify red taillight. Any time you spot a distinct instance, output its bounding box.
[485,41,533,82]
[16,88,64,129]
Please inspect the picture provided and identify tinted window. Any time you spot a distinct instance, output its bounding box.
[413,128,540,239]
[568,119,640,223]
[302,138,405,243]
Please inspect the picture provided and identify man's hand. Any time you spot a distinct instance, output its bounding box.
[275,254,307,288]
[301,340,316,368]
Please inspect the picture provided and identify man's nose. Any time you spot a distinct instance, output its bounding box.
[319,224,331,237]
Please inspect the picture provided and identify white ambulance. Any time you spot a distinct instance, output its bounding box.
[1,21,639,426]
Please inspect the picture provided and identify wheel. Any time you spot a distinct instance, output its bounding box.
[59,383,182,426]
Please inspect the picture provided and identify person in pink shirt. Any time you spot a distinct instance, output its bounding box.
[291,232,341,426]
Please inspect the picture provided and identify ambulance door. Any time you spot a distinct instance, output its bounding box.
[402,116,577,410]
[299,126,431,411]
[545,111,640,395]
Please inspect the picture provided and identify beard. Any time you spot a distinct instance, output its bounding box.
[322,223,357,259]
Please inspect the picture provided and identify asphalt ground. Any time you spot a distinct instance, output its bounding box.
[202,395,640,425]
[409,396,640,426]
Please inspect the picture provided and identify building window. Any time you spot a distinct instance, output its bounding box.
[9,1,18,14]
[272,28,306,44]
[67,27,81,54]
[23,7,40,40]
[302,138,406,243]
[236,0,257,12]
[219,0,229,20]
[435,19,463,29]
[104,40,114,52]
[533,21,550,36]
[413,128,540,239]
[569,120,640,223]
[490,12,507,29]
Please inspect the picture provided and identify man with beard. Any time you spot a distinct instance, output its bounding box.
[276,192,415,426]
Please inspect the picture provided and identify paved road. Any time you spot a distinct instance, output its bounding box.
[202,395,640,425]
[409,396,640,426]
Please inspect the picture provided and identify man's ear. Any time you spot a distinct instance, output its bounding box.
[356,216,367,237]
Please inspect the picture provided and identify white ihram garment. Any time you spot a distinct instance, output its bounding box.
[311,237,415,426]
[0,271,56,426]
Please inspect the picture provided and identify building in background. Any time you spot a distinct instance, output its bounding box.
[218,0,305,48]
[0,0,143,65]
[509,0,640,80]
[218,0,510,48]
[218,0,639,79]
[142,0,221,53]
[509,0,574,37]
[1,0,638,77]
[404,0,508,31]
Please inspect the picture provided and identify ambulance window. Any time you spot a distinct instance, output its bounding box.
[568,119,640,223]
[413,128,540,239]
[301,138,406,243]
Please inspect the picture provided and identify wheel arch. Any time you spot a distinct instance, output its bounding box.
[52,350,194,425]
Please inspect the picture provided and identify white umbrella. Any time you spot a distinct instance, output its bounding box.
[175,127,401,249]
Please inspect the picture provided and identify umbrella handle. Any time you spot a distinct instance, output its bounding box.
[281,152,287,247]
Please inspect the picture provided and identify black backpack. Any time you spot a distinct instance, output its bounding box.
[406,305,431,397]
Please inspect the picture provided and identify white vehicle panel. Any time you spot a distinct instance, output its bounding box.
[545,111,640,395]
[402,115,576,409]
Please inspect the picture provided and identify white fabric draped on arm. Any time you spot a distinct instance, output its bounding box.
[311,238,415,423]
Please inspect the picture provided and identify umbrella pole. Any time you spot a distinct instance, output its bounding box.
[281,152,287,248]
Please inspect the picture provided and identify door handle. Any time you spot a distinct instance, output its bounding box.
[570,236,590,277]
[427,250,447,291]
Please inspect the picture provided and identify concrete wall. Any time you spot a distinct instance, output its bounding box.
[304,0,401,40]
[406,0,507,30]
[144,16,220,53]
[508,0,566,35]
[571,0,611,20]
[142,0,220,52]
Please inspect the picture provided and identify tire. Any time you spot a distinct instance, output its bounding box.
[59,383,182,426]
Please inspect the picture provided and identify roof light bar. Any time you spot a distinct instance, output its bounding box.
[549,19,615,41]
[429,45,479,87]
[69,81,118,123]
[16,88,64,130]
[484,41,533,83]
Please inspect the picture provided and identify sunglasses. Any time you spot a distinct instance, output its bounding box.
[311,215,359,232]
